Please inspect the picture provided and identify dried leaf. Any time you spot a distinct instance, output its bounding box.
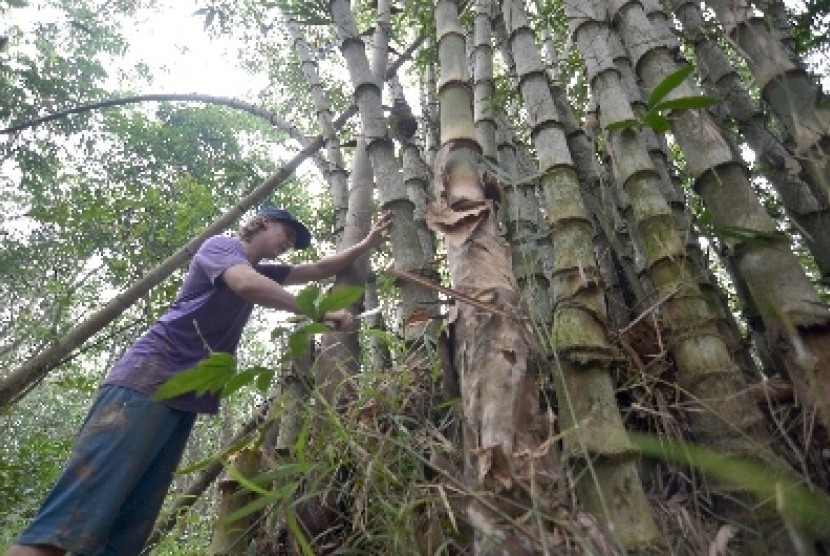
[405,308,432,325]
[437,484,459,533]
[426,202,490,248]
[474,446,492,484]
[708,524,738,556]
[474,445,513,489]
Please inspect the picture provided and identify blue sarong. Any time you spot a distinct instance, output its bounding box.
[16,385,196,555]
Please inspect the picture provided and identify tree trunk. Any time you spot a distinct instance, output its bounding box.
[429,1,547,552]
[285,17,349,240]
[329,0,436,335]
[389,72,436,273]
[567,3,796,548]
[209,448,261,555]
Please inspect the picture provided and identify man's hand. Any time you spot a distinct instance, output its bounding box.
[363,210,393,249]
[324,309,355,331]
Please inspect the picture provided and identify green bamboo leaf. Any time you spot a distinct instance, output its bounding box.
[153,352,236,400]
[283,2,331,25]
[220,368,259,398]
[298,322,331,335]
[295,417,312,464]
[270,326,289,340]
[224,461,270,496]
[647,64,694,107]
[364,328,402,356]
[285,508,315,556]
[317,285,364,314]
[177,435,252,475]
[604,119,641,132]
[295,285,320,319]
[697,209,712,228]
[256,368,275,392]
[176,455,218,475]
[653,96,719,112]
[218,482,298,524]
[248,462,314,486]
[288,332,310,360]
[643,111,671,133]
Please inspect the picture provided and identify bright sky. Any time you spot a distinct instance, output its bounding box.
[4,1,263,98]
[119,2,266,98]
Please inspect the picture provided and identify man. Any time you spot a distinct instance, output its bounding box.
[6,206,392,556]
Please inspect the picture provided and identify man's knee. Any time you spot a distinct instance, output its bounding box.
[4,544,65,556]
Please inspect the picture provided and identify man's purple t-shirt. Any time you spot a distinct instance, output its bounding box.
[104,235,291,414]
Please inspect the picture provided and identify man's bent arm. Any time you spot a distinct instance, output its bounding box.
[222,263,302,312]
[222,263,354,328]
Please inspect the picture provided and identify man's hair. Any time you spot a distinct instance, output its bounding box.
[238,215,268,242]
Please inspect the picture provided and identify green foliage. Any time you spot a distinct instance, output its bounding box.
[0,96,282,370]
[0,429,73,535]
[153,352,237,400]
[205,345,457,555]
[791,0,830,60]
[153,285,365,401]
[294,283,364,322]
[604,65,718,134]
[280,0,332,26]
[0,386,87,546]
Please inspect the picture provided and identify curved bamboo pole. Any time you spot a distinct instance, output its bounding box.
[0,92,330,173]
[3,93,306,138]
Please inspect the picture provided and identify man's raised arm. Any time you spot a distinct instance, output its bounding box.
[283,211,392,284]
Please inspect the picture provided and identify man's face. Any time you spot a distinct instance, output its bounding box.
[263,219,297,257]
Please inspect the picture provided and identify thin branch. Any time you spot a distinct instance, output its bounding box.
[3,93,298,135]
[385,266,522,320]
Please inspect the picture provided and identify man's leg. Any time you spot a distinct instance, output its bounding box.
[102,410,196,555]
[10,386,193,555]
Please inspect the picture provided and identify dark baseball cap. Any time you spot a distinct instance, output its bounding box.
[257,206,312,249]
